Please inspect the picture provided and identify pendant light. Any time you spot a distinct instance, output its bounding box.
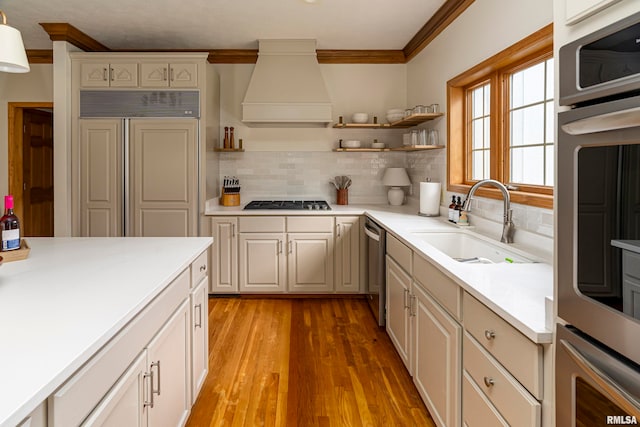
[0,10,29,73]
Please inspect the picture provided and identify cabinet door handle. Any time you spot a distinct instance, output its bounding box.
[151,360,161,396]
[278,240,283,254]
[199,264,207,272]
[336,223,341,237]
[195,303,202,328]
[484,330,496,340]
[403,289,410,309]
[163,67,168,81]
[410,295,417,317]
[170,67,174,82]
[109,67,115,82]
[483,376,495,387]
[143,369,155,408]
[232,223,236,238]
[288,240,292,254]
[102,67,108,81]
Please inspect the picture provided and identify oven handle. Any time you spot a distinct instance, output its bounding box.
[364,225,380,242]
[561,105,640,135]
[559,338,640,416]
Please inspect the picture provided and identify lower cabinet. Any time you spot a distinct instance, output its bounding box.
[335,216,361,292]
[239,232,286,292]
[386,255,411,370]
[412,282,461,427]
[233,216,341,293]
[211,217,238,293]
[48,250,209,427]
[190,276,209,402]
[82,300,190,427]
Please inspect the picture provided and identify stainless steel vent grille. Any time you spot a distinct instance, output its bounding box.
[80,90,200,118]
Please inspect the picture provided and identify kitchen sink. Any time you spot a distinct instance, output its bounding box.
[410,231,534,264]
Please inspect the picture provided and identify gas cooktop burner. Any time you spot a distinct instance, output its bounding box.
[243,200,331,210]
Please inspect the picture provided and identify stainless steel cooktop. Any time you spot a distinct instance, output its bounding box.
[243,200,331,210]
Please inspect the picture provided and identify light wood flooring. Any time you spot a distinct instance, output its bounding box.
[186,297,435,427]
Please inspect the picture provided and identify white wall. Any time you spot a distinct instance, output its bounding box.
[0,64,53,196]
[406,0,555,238]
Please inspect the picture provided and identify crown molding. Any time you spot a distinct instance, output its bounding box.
[39,23,109,51]
[26,49,54,64]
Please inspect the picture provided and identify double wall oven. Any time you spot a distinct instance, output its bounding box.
[557,11,640,426]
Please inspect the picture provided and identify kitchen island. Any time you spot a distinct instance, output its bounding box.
[0,237,212,427]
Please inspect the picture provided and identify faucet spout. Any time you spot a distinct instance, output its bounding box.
[463,179,515,243]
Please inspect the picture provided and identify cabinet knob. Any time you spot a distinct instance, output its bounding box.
[483,376,495,387]
[199,265,206,272]
[484,329,496,340]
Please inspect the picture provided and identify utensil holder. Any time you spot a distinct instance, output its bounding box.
[337,189,348,205]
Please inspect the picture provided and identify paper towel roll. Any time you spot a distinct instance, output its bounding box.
[419,182,441,216]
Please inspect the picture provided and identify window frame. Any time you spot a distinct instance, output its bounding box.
[447,24,554,209]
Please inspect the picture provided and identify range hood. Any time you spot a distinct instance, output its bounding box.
[242,39,332,127]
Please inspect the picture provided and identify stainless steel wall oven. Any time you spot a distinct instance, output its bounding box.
[557,11,640,426]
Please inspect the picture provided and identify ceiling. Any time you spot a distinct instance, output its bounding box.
[2,0,450,52]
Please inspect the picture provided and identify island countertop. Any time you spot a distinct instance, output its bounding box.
[0,237,212,427]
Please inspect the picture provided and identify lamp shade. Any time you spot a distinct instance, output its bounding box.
[382,167,411,186]
[0,12,30,73]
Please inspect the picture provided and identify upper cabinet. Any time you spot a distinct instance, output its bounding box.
[140,62,198,88]
[80,62,138,88]
[75,53,206,89]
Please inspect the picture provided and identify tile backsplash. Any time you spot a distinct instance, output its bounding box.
[216,148,553,239]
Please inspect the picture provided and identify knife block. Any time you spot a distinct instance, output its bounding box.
[220,189,240,207]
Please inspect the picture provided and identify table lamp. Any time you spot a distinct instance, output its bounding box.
[382,167,411,206]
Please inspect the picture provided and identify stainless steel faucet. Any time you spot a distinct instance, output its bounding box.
[463,179,515,243]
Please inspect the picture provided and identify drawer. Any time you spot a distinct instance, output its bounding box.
[387,233,412,274]
[462,371,508,427]
[191,249,209,287]
[463,332,541,427]
[413,252,461,320]
[287,216,334,233]
[49,269,190,427]
[463,292,543,399]
[239,216,285,232]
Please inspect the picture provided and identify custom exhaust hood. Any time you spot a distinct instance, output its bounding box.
[242,39,332,127]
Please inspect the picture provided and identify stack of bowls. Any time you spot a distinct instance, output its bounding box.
[351,113,369,124]
[386,108,404,124]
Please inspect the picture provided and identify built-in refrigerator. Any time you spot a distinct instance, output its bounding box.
[78,90,200,237]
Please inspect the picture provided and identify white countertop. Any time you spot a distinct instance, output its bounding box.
[206,198,553,344]
[0,237,212,427]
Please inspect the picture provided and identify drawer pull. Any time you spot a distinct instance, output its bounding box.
[199,264,206,272]
[484,329,496,340]
[484,376,495,387]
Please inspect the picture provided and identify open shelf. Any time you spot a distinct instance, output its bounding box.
[333,112,443,129]
[333,145,445,152]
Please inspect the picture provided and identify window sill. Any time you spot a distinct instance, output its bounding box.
[448,183,553,210]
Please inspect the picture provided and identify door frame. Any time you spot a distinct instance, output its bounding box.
[7,102,54,223]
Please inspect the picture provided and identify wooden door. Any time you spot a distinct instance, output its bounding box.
[334,216,360,293]
[129,119,198,237]
[412,282,461,427]
[239,232,286,292]
[79,119,122,237]
[22,109,54,237]
[211,217,238,293]
[386,256,411,370]
[146,300,190,427]
[287,232,334,292]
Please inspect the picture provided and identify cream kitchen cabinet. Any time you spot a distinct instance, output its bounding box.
[462,292,543,427]
[80,62,138,88]
[48,252,207,427]
[211,217,238,293]
[334,216,361,293]
[140,62,198,88]
[190,251,209,404]
[411,281,461,427]
[386,255,412,370]
[236,216,336,293]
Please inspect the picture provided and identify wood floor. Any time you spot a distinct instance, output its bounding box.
[186,297,435,427]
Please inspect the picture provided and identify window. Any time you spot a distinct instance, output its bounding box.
[447,24,554,209]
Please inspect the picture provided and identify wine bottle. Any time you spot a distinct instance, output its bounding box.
[1,195,20,251]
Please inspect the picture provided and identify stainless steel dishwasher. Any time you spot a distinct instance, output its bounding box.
[364,216,386,326]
